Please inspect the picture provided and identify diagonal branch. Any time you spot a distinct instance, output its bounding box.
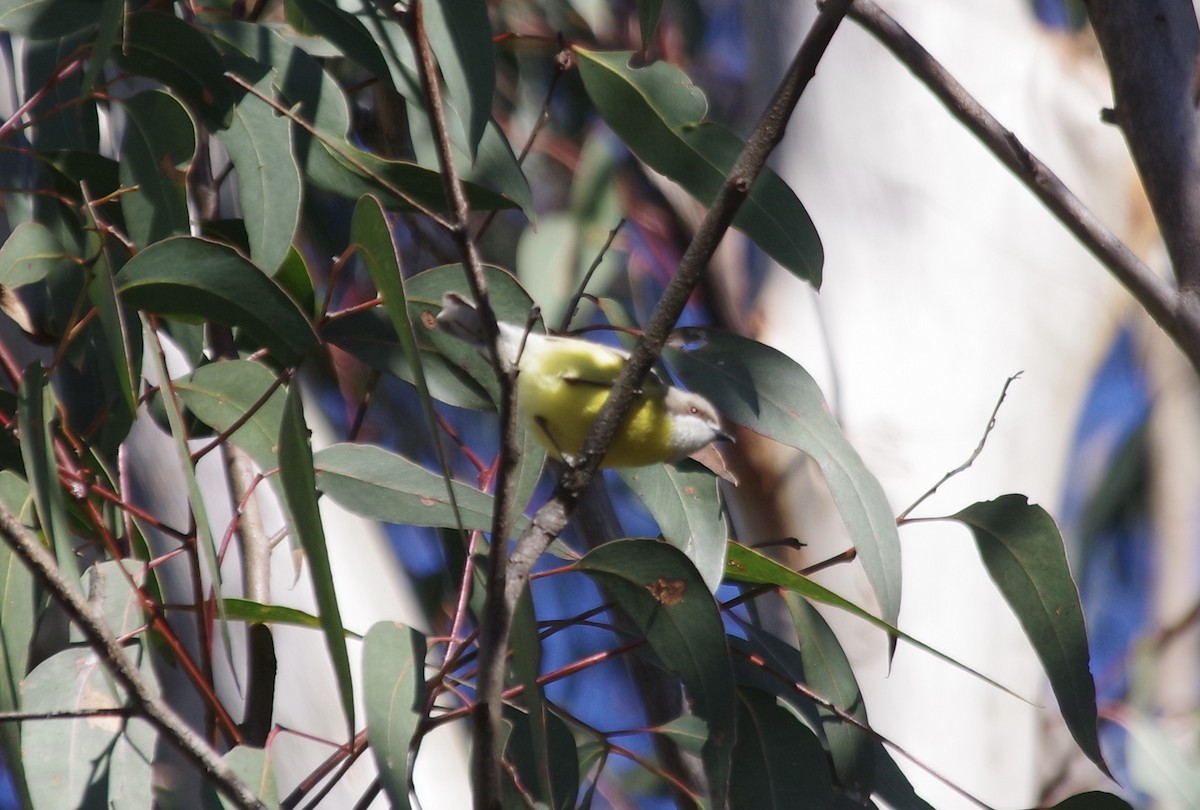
[0,500,268,810]
[848,0,1200,376]
[459,1,856,803]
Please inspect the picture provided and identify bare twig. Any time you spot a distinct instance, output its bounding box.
[558,218,627,332]
[897,372,1022,520]
[382,2,524,805]
[0,500,267,810]
[849,0,1200,376]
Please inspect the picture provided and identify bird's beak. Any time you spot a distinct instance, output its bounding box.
[716,427,736,444]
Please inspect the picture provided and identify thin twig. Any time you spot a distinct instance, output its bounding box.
[897,372,1022,520]
[384,3,525,805]
[0,500,267,810]
[558,218,626,332]
[848,0,1200,376]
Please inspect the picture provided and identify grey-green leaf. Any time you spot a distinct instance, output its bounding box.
[618,462,727,593]
[668,329,901,630]
[116,236,317,365]
[363,621,426,810]
[577,539,734,803]
[953,495,1107,776]
[313,443,530,535]
[217,56,303,275]
[731,688,836,810]
[278,387,355,735]
[119,90,195,247]
[575,48,821,286]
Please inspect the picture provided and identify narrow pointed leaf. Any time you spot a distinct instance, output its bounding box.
[363,621,426,810]
[575,48,821,285]
[424,0,494,157]
[577,539,734,803]
[725,542,1022,700]
[731,688,836,810]
[618,462,727,593]
[783,592,874,799]
[18,365,79,586]
[278,387,355,735]
[639,0,664,49]
[953,495,1107,775]
[217,56,302,275]
[669,329,901,630]
[118,90,195,247]
[172,359,287,473]
[0,473,34,807]
[0,222,74,289]
[219,747,279,810]
[313,443,530,535]
[117,236,317,365]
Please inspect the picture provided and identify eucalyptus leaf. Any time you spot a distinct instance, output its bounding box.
[574,48,821,285]
[954,495,1107,776]
[577,539,734,803]
[668,329,901,631]
[363,621,426,810]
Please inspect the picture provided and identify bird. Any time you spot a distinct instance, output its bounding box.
[435,292,732,468]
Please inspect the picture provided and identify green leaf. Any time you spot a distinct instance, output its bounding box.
[783,592,874,799]
[72,560,147,642]
[639,0,664,49]
[218,55,303,275]
[278,386,355,736]
[577,539,734,803]
[112,12,232,125]
[18,365,80,586]
[320,308,492,410]
[0,473,34,808]
[0,0,100,38]
[618,462,727,593]
[724,542,1020,699]
[363,621,426,810]
[423,0,494,157]
[730,688,836,810]
[1041,792,1133,810]
[23,644,158,810]
[668,329,901,630]
[509,590,557,807]
[574,48,822,286]
[501,703,579,810]
[118,90,195,247]
[651,714,709,756]
[288,0,398,90]
[222,597,362,639]
[219,747,280,810]
[952,495,1106,775]
[84,230,138,419]
[870,741,936,809]
[0,222,75,289]
[313,443,530,535]
[116,236,317,365]
[79,0,123,95]
[172,359,287,474]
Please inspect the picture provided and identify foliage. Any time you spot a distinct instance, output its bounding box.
[0,0,1137,807]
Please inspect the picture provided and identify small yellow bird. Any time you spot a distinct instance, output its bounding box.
[436,293,731,468]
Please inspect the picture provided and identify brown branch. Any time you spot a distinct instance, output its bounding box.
[441,2,856,805]
[1083,1,1200,292]
[386,2,524,806]
[849,0,1200,375]
[0,500,267,810]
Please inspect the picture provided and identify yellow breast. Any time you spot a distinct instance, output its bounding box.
[515,335,675,468]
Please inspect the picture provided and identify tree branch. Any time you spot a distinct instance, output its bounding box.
[849,0,1200,375]
[465,2,855,803]
[0,500,267,810]
[1084,0,1200,293]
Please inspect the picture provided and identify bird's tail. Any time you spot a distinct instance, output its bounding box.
[435,292,488,349]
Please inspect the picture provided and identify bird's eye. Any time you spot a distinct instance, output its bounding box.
[690,406,699,414]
